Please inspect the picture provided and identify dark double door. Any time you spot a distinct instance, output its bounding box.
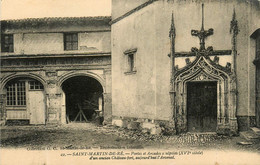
[187,81,217,132]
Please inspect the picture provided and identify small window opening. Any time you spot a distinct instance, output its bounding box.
[64,33,78,50]
[124,48,137,74]
[1,34,14,52]
[29,81,44,90]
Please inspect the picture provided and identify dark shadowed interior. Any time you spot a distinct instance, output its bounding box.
[62,76,103,122]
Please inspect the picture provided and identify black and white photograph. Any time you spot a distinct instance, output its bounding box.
[0,0,260,164]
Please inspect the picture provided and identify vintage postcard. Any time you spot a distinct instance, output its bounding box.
[1,0,260,164]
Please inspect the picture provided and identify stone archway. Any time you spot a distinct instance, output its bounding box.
[60,75,104,124]
[173,56,238,134]
[58,71,106,93]
[1,73,47,91]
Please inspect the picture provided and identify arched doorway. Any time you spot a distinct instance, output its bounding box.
[61,76,103,123]
[3,77,46,124]
[173,56,237,134]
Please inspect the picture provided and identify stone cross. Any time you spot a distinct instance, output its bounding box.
[172,4,232,58]
[191,4,214,51]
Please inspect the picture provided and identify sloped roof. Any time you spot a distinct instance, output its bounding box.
[1,16,111,32]
[1,16,111,23]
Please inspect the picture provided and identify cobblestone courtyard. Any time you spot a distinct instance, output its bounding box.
[0,123,259,153]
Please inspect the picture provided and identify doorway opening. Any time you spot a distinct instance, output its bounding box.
[187,81,217,132]
[61,76,103,123]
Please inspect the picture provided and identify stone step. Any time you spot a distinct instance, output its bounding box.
[250,127,260,136]
[186,132,217,135]
[0,120,6,126]
[237,141,253,145]
[240,131,259,141]
[64,122,97,129]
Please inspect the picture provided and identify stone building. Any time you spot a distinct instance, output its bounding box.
[0,17,112,125]
[111,0,260,135]
[1,0,260,135]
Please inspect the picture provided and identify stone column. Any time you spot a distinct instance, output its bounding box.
[229,77,238,134]
[103,93,112,124]
[103,69,112,124]
[229,9,238,135]
[60,91,66,124]
[45,70,62,124]
[0,93,7,124]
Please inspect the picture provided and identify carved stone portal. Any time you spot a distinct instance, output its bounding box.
[169,4,238,135]
[174,56,237,134]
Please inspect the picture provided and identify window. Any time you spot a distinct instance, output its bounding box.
[29,81,44,90]
[1,34,14,52]
[64,33,78,50]
[128,54,134,72]
[124,48,137,74]
[6,82,26,106]
[6,79,44,106]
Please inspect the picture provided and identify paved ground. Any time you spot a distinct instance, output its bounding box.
[0,123,260,152]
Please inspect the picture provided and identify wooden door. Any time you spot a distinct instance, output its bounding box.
[187,81,217,132]
[29,91,45,124]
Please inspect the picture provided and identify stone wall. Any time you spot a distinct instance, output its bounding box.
[0,58,112,124]
[112,0,149,20]
[0,17,112,125]
[1,31,110,56]
[111,0,260,133]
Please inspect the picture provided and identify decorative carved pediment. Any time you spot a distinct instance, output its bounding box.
[174,56,231,82]
[193,72,215,81]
